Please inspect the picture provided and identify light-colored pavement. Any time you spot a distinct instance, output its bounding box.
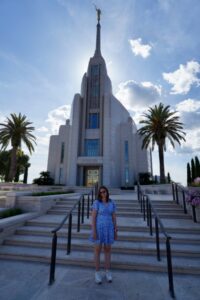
[0,191,200,299]
[0,260,200,300]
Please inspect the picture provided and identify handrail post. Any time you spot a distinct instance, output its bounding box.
[77,200,81,232]
[146,197,150,226]
[67,213,72,254]
[149,204,153,236]
[175,184,179,204]
[91,189,94,205]
[172,183,175,201]
[140,191,143,213]
[182,190,187,214]
[155,217,160,261]
[87,194,90,219]
[81,195,85,224]
[49,232,57,285]
[166,237,175,298]
[95,183,98,199]
[143,195,146,221]
[137,183,140,202]
[192,205,197,223]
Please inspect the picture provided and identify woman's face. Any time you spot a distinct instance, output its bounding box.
[99,188,107,199]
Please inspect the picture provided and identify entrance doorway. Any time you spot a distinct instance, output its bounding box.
[84,167,99,187]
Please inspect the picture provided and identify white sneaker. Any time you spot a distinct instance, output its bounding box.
[105,270,112,282]
[95,271,102,284]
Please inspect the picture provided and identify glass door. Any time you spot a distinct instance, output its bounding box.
[85,168,99,187]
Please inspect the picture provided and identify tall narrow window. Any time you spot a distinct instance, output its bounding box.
[90,64,100,108]
[125,167,129,184]
[60,142,65,163]
[91,65,99,76]
[124,141,129,163]
[59,168,63,184]
[85,139,99,156]
[88,113,99,129]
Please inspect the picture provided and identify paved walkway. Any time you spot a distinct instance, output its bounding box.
[0,260,200,300]
[0,191,200,299]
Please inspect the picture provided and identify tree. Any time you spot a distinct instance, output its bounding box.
[195,156,200,177]
[187,162,192,186]
[138,172,153,184]
[0,150,10,181]
[167,172,171,183]
[191,158,195,181]
[0,149,31,182]
[0,113,36,182]
[138,103,186,183]
[33,171,54,185]
[14,150,31,182]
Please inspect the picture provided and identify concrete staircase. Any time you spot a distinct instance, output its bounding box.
[0,193,200,275]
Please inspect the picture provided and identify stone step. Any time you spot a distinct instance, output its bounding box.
[4,235,200,258]
[26,219,200,234]
[53,201,180,210]
[15,226,200,244]
[0,245,199,275]
[51,205,184,214]
[46,209,192,220]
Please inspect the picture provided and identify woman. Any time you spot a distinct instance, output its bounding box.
[90,186,117,284]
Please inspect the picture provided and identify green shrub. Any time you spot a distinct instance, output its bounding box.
[33,171,54,185]
[32,190,74,196]
[0,208,23,219]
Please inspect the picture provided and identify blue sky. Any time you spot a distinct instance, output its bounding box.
[0,0,200,185]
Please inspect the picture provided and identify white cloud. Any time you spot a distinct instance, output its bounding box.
[46,104,71,134]
[36,126,49,133]
[128,38,152,58]
[171,99,200,154]
[177,128,200,153]
[163,60,200,94]
[35,135,51,147]
[115,80,161,111]
[176,98,200,112]
[176,99,200,130]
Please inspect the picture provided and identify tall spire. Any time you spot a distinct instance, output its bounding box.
[94,6,102,57]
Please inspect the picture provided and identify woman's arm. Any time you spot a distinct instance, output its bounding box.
[91,209,98,240]
[112,212,118,240]
[112,213,117,231]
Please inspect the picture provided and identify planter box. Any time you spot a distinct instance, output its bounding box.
[140,184,172,195]
[0,212,39,244]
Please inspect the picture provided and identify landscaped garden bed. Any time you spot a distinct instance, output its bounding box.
[0,208,23,219]
[32,190,74,196]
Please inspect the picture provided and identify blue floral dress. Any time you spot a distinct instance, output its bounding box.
[90,199,116,245]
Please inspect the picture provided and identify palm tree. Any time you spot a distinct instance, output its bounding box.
[0,113,36,182]
[138,103,186,183]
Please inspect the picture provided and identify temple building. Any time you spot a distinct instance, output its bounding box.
[47,11,151,187]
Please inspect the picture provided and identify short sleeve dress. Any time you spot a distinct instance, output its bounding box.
[90,199,116,245]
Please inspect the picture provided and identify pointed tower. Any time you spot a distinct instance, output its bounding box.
[47,9,151,187]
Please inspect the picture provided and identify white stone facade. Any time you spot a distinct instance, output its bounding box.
[47,17,151,187]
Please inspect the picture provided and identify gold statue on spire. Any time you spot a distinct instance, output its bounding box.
[94,4,101,23]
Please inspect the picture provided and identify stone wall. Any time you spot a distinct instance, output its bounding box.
[140,184,173,195]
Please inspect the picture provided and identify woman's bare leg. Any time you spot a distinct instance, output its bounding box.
[94,245,102,271]
[104,245,111,270]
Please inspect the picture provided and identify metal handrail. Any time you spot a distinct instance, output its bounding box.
[137,183,175,298]
[172,182,198,222]
[49,187,95,285]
